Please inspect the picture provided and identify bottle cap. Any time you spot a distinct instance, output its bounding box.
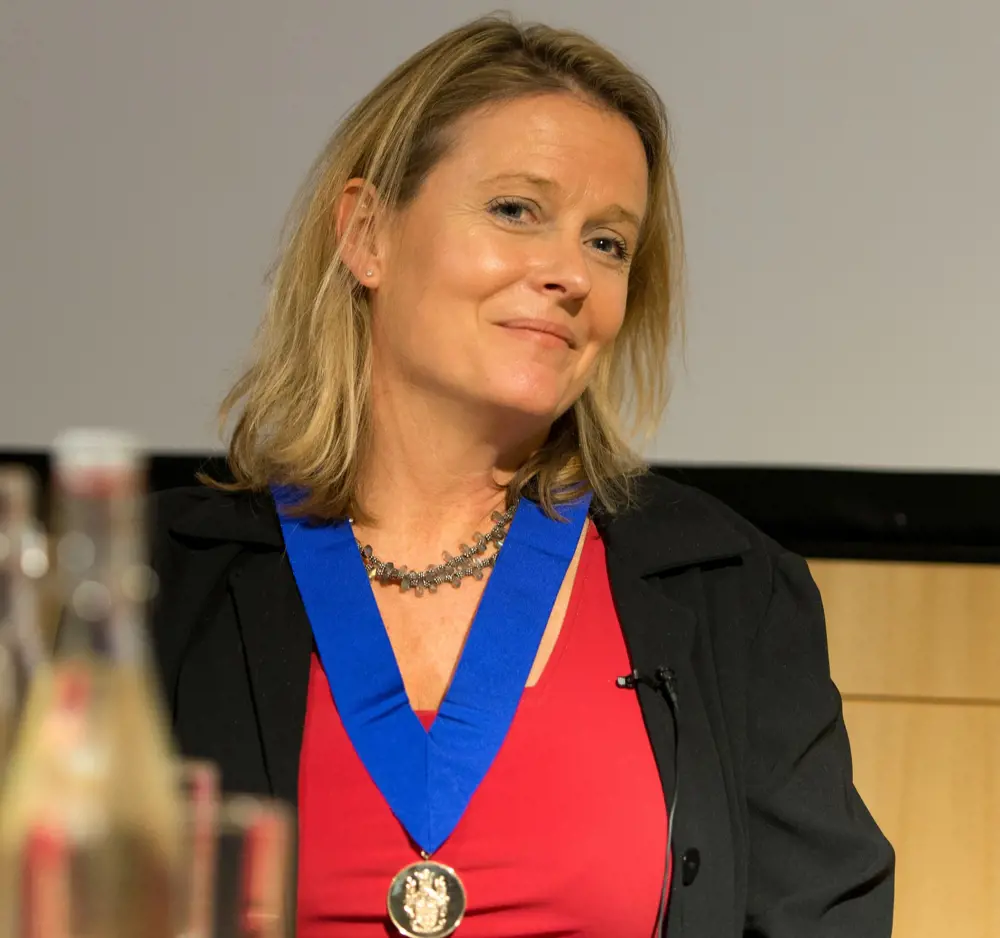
[52,429,144,496]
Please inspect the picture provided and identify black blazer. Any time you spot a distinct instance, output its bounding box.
[148,472,894,937]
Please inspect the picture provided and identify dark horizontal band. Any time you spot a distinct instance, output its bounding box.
[656,464,1000,564]
[3,450,999,564]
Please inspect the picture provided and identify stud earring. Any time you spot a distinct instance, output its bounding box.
[365,269,374,277]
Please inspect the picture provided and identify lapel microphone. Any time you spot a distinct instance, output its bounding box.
[615,664,681,936]
[615,667,678,708]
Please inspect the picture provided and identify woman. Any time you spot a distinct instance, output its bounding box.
[150,14,894,938]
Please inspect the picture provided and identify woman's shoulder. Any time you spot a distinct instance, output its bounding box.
[612,473,831,671]
[149,484,283,550]
[146,486,286,684]
[600,470,785,577]
[601,470,819,638]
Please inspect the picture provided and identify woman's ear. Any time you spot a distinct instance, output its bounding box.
[335,178,382,287]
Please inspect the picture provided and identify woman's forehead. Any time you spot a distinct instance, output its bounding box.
[432,95,648,207]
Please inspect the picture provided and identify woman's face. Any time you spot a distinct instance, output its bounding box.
[365,92,649,431]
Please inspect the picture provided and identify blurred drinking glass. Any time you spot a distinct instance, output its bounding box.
[213,795,294,938]
[176,759,221,938]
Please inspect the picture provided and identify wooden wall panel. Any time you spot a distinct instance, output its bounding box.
[843,701,1000,938]
[814,559,1000,937]
[810,560,1000,701]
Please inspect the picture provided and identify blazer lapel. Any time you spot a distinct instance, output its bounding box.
[227,548,313,806]
[167,490,313,806]
[598,475,751,937]
[608,550,741,936]
[603,545,693,799]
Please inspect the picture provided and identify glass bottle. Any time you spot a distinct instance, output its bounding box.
[0,430,182,938]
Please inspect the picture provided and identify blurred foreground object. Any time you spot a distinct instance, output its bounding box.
[0,466,47,774]
[214,795,294,938]
[0,430,182,938]
[0,431,294,937]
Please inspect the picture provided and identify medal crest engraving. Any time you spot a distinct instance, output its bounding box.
[388,860,466,937]
[405,867,449,933]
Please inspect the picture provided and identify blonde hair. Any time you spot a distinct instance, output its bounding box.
[211,13,684,521]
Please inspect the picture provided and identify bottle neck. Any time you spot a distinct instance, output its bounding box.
[51,476,152,669]
[0,469,46,673]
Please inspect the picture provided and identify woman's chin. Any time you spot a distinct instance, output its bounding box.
[474,366,577,416]
[477,386,572,426]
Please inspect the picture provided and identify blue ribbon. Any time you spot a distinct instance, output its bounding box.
[274,488,591,855]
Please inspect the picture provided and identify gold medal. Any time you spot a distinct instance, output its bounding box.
[387,858,467,937]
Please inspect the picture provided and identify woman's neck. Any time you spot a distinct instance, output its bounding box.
[353,390,544,566]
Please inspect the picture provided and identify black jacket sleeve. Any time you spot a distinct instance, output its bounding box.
[743,548,895,937]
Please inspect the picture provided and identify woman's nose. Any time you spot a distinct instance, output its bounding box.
[535,234,592,302]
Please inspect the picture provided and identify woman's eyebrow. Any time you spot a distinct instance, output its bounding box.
[481,171,558,190]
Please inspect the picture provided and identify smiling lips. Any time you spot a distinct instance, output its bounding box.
[497,318,577,349]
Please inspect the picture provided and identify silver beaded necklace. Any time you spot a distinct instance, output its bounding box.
[354,501,518,597]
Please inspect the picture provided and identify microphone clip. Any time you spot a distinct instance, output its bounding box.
[616,666,677,704]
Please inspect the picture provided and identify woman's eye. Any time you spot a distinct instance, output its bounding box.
[488,198,534,223]
[592,235,632,263]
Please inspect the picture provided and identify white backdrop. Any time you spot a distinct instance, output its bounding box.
[2,1,998,469]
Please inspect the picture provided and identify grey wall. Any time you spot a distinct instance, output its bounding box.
[2,1,998,469]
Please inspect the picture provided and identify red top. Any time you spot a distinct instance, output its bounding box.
[297,524,670,936]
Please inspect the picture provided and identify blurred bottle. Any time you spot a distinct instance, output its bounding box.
[0,466,47,777]
[0,430,182,938]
